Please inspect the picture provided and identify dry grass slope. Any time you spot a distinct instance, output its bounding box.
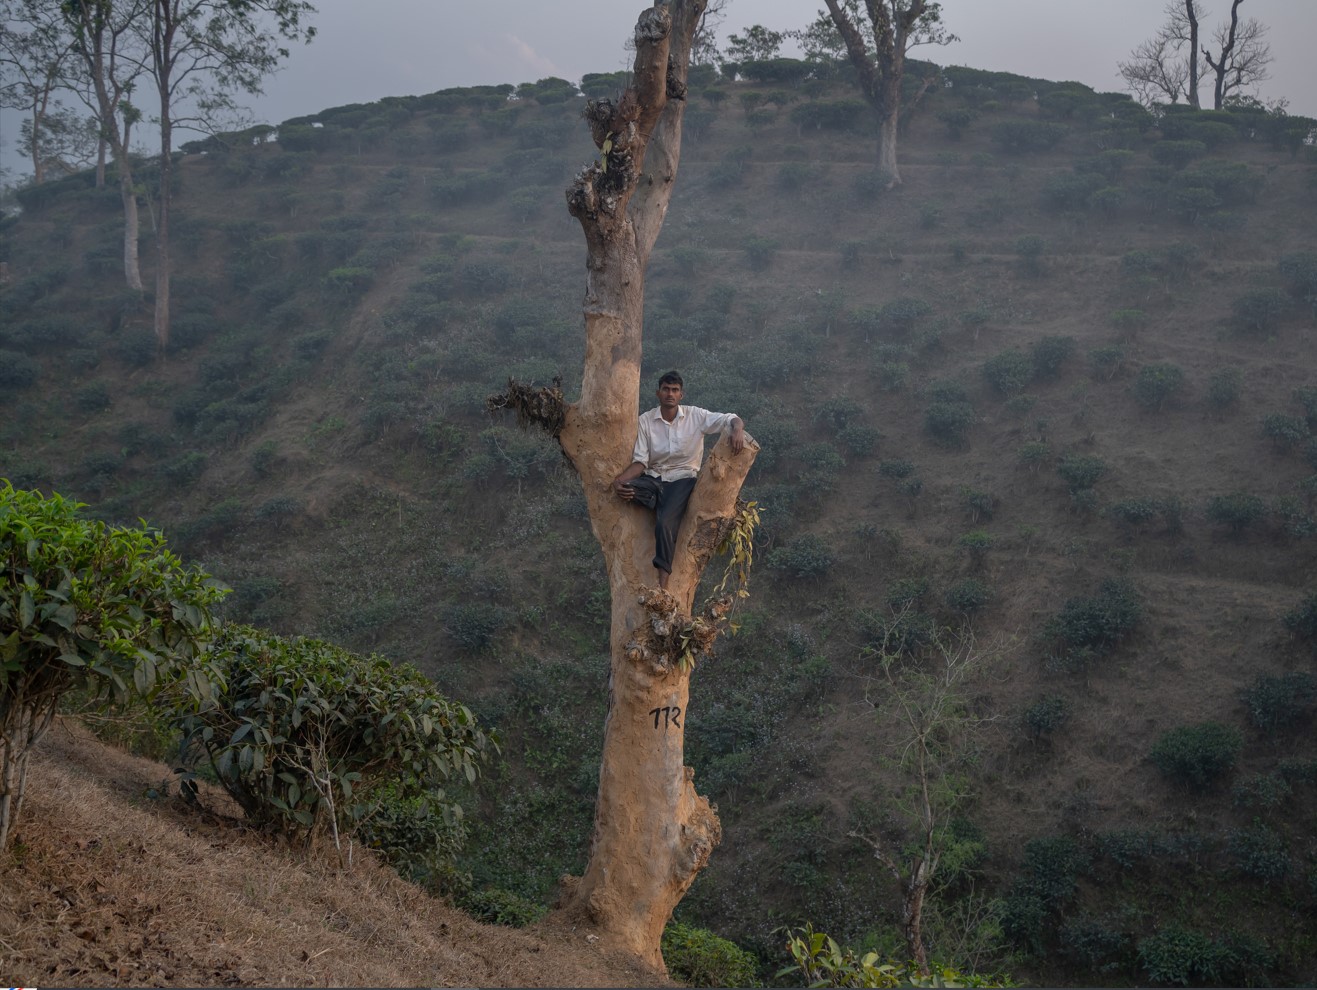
[0,721,664,989]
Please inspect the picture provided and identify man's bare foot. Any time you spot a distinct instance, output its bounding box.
[658,570,670,591]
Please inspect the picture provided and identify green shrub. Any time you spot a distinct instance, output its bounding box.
[1018,441,1050,471]
[1133,362,1186,411]
[0,484,222,822]
[1151,139,1206,168]
[1231,287,1289,335]
[944,577,991,616]
[983,349,1033,395]
[459,887,548,927]
[358,784,470,886]
[1045,578,1142,666]
[662,922,760,987]
[924,400,975,447]
[1227,822,1290,884]
[960,487,998,522]
[1094,828,1155,868]
[170,624,494,837]
[1056,454,1106,493]
[1261,413,1310,451]
[768,535,834,579]
[1107,497,1160,529]
[116,329,157,367]
[838,423,881,457]
[878,459,915,480]
[957,529,995,566]
[1205,492,1266,535]
[1282,593,1317,646]
[1024,696,1068,740]
[1137,928,1226,986]
[1018,835,1088,905]
[886,577,930,609]
[443,602,511,652]
[1233,771,1292,811]
[1031,335,1075,379]
[1060,918,1128,973]
[879,296,933,334]
[1242,672,1316,734]
[1150,722,1243,790]
[1206,367,1243,410]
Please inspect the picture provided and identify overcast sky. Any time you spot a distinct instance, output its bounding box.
[3,0,1315,180]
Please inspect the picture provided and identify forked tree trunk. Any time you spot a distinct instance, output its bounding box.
[543,0,758,972]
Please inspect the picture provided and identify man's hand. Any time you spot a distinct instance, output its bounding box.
[613,461,645,499]
[729,419,746,455]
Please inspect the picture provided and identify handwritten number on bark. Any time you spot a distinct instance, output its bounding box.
[650,705,682,730]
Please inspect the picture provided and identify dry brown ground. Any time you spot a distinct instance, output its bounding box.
[0,720,668,989]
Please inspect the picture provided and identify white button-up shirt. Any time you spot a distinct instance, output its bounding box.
[632,405,739,481]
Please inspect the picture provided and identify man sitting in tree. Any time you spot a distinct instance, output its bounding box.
[612,371,746,590]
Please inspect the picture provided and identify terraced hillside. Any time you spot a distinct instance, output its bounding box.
[3,63,1317,985]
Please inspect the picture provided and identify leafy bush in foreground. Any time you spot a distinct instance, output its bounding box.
[0,482,224,850]
[168,625,496,842]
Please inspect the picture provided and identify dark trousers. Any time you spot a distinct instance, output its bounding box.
[627,475,696,574]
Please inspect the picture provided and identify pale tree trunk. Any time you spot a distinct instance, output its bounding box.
[118,163,143,292]
[151,0,175,353]
[877,110,900,187]
[1185,0,1201,109]
[497,0,759,973]
[153,92,172,351]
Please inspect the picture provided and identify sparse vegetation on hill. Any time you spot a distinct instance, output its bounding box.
[4,38,1317,987]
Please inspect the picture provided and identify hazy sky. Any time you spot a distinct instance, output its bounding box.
[3,0,1315,179]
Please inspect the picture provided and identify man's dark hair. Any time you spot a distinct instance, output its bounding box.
[658,370,684,387]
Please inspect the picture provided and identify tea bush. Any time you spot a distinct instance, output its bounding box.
[944,577,991,616]
[1242,671,1316,734]
[1024,696,1068,741]
[982,349,1033,396]
[1044,578,1142,666]
[1056,454,1106,493]
[662,922,760,988]
[1281,593,1317,647]
[1231,287,1289,335]
[1205,492,1266,535]
[1227,822,1291,884]
[1132,362,1186,411]
[1206,367,1243,410]
[1261,413,1308,451]
[169,624,495,838]
[0,484,225,849]
[768,535,835,579]
[1150,721,1242,790]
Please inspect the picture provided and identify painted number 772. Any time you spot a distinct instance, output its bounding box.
[650,705,682,730]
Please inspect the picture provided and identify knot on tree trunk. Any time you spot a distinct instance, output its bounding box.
[665,59,688,101]
[674,779,722,882]
[487,378,567,440]
[634,4,671,45]
[624,588,734,675]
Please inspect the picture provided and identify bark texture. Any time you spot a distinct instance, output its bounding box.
[538,0,759,972]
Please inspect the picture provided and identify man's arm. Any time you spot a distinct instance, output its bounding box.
[727,415,746,454]
[613,461,646,499]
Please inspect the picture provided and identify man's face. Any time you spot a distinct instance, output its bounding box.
[657,381,683,410]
